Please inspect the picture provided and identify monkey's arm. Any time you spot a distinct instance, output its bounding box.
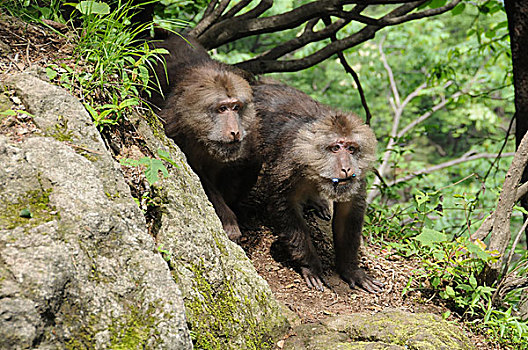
[271,197,326,291]
[201,176,242,241]
[332,199,383,293]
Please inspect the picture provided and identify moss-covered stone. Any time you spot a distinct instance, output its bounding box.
[185,261,275,350]
[0,188,58,230]
[46,115,73,142]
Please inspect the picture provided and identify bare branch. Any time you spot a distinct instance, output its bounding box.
[470,181,528,242]
[388,152,515,187]
[478,131,528,285]
[235,1,462,74]
[323,15,372,124]
[376,0,462,25]
[235,0,273,21]
[198,0,351,49]
[379,36,401,108]
[501,217,528,278]
[221,0,252,20]
[190,0,231,38]
[397,91,462,138]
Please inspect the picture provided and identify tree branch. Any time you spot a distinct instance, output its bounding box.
[389,152,515,187]
[190,0,231,38]
[323,15,372,124]
[198,0,350,49]
[220,0,252,20]
[478,131,528,285]
[235,1,461,74]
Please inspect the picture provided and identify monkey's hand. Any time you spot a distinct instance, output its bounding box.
[304,198,331,221]
[340,268,383,293]
[223,223,242,242]
[300,266,326,292]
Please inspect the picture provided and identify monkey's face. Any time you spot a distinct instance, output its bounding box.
[201,97,246,161]
[176,67,257,162]
[294,113,377,202]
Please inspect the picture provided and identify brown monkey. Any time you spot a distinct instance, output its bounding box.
[253,82,382,293]
[153,35,259,241]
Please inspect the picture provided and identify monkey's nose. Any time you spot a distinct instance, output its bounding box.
[341,168,351,177]
[231,131,241,141]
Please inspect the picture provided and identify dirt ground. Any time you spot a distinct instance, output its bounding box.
[0,13,500,349]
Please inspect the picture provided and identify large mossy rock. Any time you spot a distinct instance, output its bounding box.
[129,103,289,349]
[283,309,474,350]
[0,71,288,349]
[0,72,192,349]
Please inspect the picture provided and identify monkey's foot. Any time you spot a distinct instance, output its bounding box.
[301,267,326,291]
[341,268,383,293]
[304,198,331,221]
[224,223,242,242]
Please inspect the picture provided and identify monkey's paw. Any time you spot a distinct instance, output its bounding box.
[224,223,242,242]
[341,268,383,293]
[304,198,331,221]
[301,266,326,291]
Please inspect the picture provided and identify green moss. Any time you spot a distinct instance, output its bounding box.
[184,262,274,350]
[0,188,59,230]
[47,116,73,142]
[144,110,165,140]
[77,150,99,162]
[108,303,161,349]
[63,300,163,349]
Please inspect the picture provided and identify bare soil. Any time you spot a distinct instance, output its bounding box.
[0,12,500,350]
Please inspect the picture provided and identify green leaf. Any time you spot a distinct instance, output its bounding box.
[414,228,448,247]
[157,149,179,168]
[119,158,141,167]
[469,274,477,289]
[19,208,32,218]
[445,285,456,299]
[429,0,447,9]
[451,2,465,16]
[466,241,493,260]
[0,109,17,116]
[144,158,169,185]
[46,67,58,80]
[75,1,110,15]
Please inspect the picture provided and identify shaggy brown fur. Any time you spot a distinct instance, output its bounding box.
[252,81,381,293]
[153,35,259,241]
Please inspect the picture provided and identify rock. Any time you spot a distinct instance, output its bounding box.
[0,73,192,349]
[128,110,290,349]
[283,309,474,350]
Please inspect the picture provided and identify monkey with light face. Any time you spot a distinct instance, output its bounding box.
[154,35,259,241]
[253,82,382,293]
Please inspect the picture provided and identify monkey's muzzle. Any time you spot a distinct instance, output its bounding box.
[331,174,356,184]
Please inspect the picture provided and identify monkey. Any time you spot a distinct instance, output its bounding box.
[252,82,383,293]
[153,35,259,241]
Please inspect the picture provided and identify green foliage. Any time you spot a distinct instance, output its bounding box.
[32,0,176,130]
[2,0,66,22]
[119,148,178,186]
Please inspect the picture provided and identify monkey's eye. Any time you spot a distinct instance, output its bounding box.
[347,145,357,153]
[330,145,340,152]
[232,104,240,111]
[218,105,228,113]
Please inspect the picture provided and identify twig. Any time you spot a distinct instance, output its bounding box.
[501,217,528,278]
[323,16,372,124]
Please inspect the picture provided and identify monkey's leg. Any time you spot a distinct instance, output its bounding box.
[332,200,383,293]
[273,203,326,291]
[202,178,242,242]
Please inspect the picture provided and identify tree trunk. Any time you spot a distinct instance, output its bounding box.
[504,0,528,246]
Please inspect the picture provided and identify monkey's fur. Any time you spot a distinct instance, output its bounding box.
[154,35,259,241]
[253,82,382,292]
